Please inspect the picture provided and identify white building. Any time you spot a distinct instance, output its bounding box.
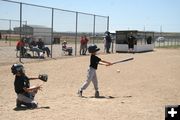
[14,25,52,44]
[116,30,155,52]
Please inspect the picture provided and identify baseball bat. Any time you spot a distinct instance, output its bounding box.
[112,57,134,64]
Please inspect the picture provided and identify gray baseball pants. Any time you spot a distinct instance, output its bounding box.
[17,91,37,104]
[80,67,98,91]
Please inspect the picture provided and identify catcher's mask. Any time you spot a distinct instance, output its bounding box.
[88,44,100,53]
[11,64,25,75]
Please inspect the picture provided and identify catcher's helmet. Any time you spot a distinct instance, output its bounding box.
[88,44,100,53]
[11,64,24,75]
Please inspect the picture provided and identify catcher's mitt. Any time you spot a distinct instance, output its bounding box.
[38,74,48,82]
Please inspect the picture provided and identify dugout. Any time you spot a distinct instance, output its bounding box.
[116,30,155,52]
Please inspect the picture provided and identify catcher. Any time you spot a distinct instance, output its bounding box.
[11,64,48,109]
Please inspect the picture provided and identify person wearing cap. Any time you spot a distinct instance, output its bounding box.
[105,31,112,53]
[62,40,73,55]
[77,44,112,98]
[127,32,136,53]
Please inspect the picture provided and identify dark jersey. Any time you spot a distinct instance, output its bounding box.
[128,36,136,45]
[105,35,112,43]
[90,55,101,69]
[14,75,30,94]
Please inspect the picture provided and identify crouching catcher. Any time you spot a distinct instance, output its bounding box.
[11,64,47,109]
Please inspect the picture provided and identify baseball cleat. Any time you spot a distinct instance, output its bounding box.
[77,90,82,97]
[95,91,99,98]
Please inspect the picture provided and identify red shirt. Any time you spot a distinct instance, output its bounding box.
[80,37,88,44]
[16,41,25,48]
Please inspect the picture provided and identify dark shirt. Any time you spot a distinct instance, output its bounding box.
[90,55,101,69]
[105,35,112,43]
[37,41,44,49]
[14,75,30,94]
[128,35,136,45]
[30,41,37,48]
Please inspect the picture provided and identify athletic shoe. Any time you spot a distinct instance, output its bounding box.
[77,90,82,97]
[95,91,99,98]
[16,99,22,108]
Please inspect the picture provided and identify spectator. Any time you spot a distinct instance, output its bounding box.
[127,32,136,53]
[105,31,112,53]
[80,36,85,55]
[29,38,43,57]
[16,38,27,57]
[147,36,152,44]
[83,35,89,55]
[80,35,89,55]
[62,40,73,55]
[37,38,51,57]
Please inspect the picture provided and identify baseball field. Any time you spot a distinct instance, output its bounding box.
[0,48,180,120]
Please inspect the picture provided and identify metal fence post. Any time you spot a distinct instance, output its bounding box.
[107,16,113,53]
[51,8,54,58]
[9,20,11,46]
[107,16,109,32]
[19,2,22,63]
[75,12,78,56]
[93,15,96,44]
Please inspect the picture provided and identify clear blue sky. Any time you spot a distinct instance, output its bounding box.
[1,0,180,32]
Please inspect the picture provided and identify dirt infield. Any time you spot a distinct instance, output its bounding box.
[0,48,180,120]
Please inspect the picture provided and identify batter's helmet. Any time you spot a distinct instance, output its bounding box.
[88,44,100,53]
[11,64,24,75]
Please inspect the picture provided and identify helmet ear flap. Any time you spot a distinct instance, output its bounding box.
[11,66,16,75]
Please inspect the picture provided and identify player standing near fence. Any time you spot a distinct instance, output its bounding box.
[78,44,112,98]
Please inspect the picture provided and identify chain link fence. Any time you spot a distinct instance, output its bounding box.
[0,0,109,65]
[154,32,180,47]
[116,24,180,48]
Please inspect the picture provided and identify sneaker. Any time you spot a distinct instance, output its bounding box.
[95,91,99,98]
[16,99,23,108]
[77,90,82,97]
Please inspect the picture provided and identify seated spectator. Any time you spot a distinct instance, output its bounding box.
[29,38,43,57]
[62,41,73,55]
[37,38,51,57]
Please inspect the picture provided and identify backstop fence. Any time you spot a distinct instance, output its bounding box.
[0,0,109,65]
